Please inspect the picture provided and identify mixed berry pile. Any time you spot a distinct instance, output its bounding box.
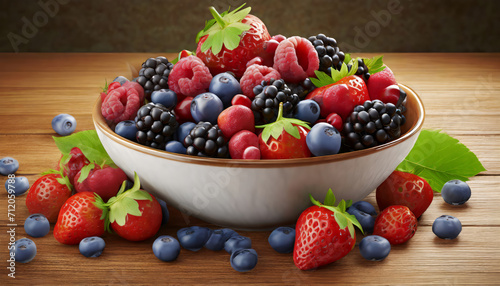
[100,5,408,160]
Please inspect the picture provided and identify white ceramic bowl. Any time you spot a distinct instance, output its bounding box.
[93,84,424,229]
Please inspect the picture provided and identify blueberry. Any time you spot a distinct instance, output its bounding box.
[441,180,471,205]
[224,235,252,254]
[112,76,129,85]
[347,201,377,234]
[51,114,77,136]
[151,89,177,109]
[204,228,238,251]
[12,238,36,263]
[230,248,258,272]
[268,227,295,254]
[24,214,50,238]
[205,229,228,251]
[190,92,223,124]
[114,120,138,141]
[359,235,391,261]
[306,122,341,156]
[432,215,462,239]
[175,122,196,142]
[5,176,29,196]
[177,226,212,251]
[294,99,320,124]
[165,141,187,154]
[79,236,106,258]
[0,157,19,175]
[157,198,170,226]
[209,72,242,107]
[152,235,181,262]
[220,228,239,240]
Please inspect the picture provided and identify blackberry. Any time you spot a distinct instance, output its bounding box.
[287,78,316,100]
[251,79,300,124]
[342,100,406,151]
[183,122,229,158]
[348,58,371,82]
[308,33,345,73]
[135,103,178,149]
[136,56,174,100]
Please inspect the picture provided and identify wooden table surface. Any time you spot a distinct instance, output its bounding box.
[1,53,499,285]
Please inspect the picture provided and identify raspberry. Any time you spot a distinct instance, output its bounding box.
[273,36,319,84]
[168,56,213,97]
[239,64,281,99]
[101,86,141,124]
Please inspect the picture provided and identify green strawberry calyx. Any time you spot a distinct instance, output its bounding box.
[256,102,311,143]
[40,154,74,190]
[309,189,364,238]
[310,54,386,88]
[196,4,252,55]
[98,172,152,233]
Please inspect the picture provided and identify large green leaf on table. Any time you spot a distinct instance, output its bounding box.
[396,129,486,192]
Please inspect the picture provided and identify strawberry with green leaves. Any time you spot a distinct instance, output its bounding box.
[307,55,385,120]
[257,103,311,159]
[53,192,107,245]
[105,173,162,242]
[26,173,73,223]
[195,4,271,78]
[294,190,363,270]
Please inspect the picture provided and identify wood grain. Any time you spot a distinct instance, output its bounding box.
[0,53,499,285]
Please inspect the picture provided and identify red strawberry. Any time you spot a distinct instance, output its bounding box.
[53,192,106,245]
[74,163,128,201]
[60,147,90,187]
[373,205,417,245]
[376,171,434,218]
[294,190,363,270]
[107,173,162,241]
[257,103,311,159]
[26,174,73,223]
[307,75,369,120]
[195,5,271,78]
[367,65,397,103]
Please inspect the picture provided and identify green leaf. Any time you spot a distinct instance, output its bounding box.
[261,126,271,143]
[344,53,352,65]
[363,55,386,74]
[222,26,246,50]
[334,211,348,229]
[56,175,72,190]
[323,189,335,206]
[226,6,251,22]
[53,130,115,167]
[127,190,152,201]
[106,172,152,227]
[396,130,486,192]
[77,162,95,183]
[201,33,216,53]
[337,200,346,213]
[211,31,224,55]
[270,122,284,139]
[310,70,334,88]
[283,121,300,139]
[198,5,251,54]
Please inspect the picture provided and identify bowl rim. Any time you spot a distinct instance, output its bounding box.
[93,84,425,168]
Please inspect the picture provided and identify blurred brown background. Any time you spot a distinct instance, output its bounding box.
[1,0,498,53]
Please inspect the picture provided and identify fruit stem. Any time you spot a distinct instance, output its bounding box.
[275,102,284,122]
[209,6,227,28]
